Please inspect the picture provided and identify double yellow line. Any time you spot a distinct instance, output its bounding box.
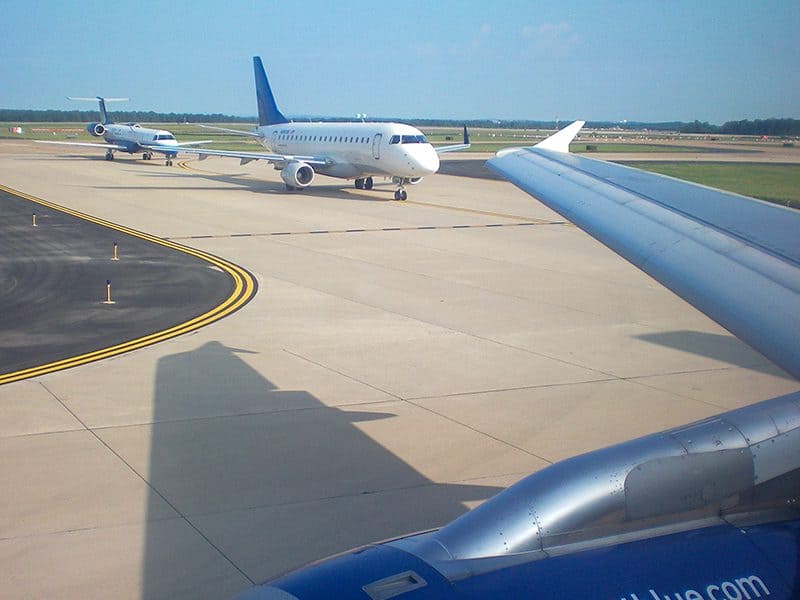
[0,184,258,385]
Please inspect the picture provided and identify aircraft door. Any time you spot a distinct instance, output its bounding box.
[372,134,382,160]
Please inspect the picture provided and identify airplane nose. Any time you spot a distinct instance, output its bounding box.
[419,147,439,175]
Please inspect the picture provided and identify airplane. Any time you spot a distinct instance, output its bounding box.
[36,96,210,166]
[235,124,800,598]
[172,57,470,200]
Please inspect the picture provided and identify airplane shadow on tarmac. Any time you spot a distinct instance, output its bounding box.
[635,330,795,378]
[90,163,423,201]
[141,341,502,598]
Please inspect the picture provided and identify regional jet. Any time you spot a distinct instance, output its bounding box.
[236,124,800,598]
[37,97,210,166]
[172,57,470,200]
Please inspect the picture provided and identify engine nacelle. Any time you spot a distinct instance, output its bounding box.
[87,122,105,137]
[281,160,315,189]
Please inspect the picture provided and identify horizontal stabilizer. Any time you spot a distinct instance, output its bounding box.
[435,125,471,154]
[67,96,129,102]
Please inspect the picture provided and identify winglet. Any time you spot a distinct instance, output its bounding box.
[253,57,289,126]
[463,125,470,146]
[533,120,585,153]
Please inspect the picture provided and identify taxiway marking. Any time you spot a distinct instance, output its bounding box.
[0,184,258,385]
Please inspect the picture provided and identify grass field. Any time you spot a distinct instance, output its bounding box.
[3,122,797,208]
[627,162,800,208]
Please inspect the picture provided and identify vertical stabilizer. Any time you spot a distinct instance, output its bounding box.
[253,57,288,126]
[97,96,111,124]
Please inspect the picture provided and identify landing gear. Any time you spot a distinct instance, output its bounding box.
[165,158,174,166]
[143,151,153,160]
[105,150,114,161]
[393,185,407,201]
[354,177,374,190]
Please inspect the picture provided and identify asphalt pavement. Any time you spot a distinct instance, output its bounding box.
[0,187,239,376]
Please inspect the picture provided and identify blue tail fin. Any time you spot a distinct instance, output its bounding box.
[97,97,111,124]
[253,57,288,126]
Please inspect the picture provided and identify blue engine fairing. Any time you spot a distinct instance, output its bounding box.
[250,519,798,599]
[87,122,104,136]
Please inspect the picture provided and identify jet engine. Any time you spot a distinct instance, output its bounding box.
[281,160,315,189]
[86,122,105,137]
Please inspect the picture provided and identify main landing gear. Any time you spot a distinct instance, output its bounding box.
[105,150,115,161]
[142,151,153,161]
[393,186,407,201]
[354,177,374,190]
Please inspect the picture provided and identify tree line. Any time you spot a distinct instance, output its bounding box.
[1,108,798,136]
[677,118,800,136]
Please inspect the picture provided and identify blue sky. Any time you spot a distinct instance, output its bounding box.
[1,0,798,123]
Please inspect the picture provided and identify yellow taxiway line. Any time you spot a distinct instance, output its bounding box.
[0,184,258,385]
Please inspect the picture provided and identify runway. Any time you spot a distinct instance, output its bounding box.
[1,141,797,599]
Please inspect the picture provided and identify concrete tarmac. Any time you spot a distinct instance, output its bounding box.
[1,141,797,599]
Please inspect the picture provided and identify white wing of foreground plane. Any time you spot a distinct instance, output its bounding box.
[487,122,800,379]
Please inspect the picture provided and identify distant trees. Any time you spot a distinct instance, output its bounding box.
[1,108,798,136]
[678,118,800,136]
[0,109,253,124]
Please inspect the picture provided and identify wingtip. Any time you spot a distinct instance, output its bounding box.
[534,120,585,153]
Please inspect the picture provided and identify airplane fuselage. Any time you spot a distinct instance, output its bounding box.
[99,123,179,155]
[256,121,440,180]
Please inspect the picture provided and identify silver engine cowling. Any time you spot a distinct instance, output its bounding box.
[87,122,105,137]
[281,160,315,189]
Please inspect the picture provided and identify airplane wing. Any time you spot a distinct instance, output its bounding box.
[35,140,131,151]
[434,125,471,154]
[486,121,800,380]
[198,123,262,138]
[152,145,330,167]
[173,140,214,147]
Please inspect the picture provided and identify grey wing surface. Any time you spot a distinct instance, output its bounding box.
[486,138,800,380]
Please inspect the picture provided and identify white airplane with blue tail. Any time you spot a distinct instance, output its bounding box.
[174,57,470,200]
[37,97,210,166]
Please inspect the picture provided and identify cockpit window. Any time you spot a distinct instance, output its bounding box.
[401,135,427,144]
[389,135,400,144]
